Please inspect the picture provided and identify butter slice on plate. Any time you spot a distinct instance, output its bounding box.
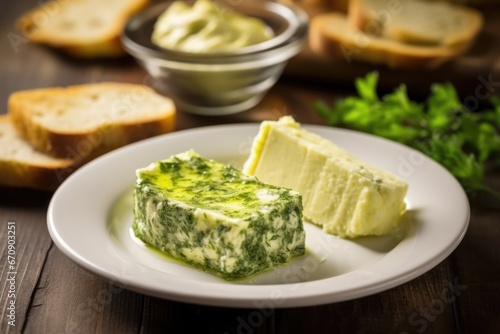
[133,150,306,280]
[243,116,409,238]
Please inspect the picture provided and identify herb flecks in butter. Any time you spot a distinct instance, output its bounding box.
[132,150,305,280]
[151,0,274,53]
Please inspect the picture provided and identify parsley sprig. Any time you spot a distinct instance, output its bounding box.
[314,72,500,199]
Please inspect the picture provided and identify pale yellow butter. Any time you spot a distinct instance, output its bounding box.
[243,116,409,238]
[152,0,274,53]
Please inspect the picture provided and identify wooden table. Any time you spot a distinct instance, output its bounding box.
[1,1,500,333]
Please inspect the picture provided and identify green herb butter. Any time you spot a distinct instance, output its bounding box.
[132,150,305,280]
[151,0,274,53]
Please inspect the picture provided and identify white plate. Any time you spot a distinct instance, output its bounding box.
[47,123,469,308]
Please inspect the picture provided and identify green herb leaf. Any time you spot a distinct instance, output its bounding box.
[314,72,500,199]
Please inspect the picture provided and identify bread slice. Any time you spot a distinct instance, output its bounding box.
[0,115,76,190]
[309,12,469,69]
[8,82,176,159]
[348,0,483,47]
[16,0,149,58]
[278,0,349,17]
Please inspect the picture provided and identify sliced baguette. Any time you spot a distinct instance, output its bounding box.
[16,0,149,58]
[0,115,76,190]
[8,82,176,159]
[309,12,469,69]
[348,0,483,48]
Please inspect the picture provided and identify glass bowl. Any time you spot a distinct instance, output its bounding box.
[121,1,308,116]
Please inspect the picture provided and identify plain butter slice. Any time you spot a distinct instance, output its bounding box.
[243,116,409,238]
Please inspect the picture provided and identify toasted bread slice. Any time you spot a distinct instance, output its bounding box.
[8,82,176,159]
[278,0,349,17]
[348,0,483,47]
[16,0,149,58]
[0,115,76,190]
[309,12,469,69]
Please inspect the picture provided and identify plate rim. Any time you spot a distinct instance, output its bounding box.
[47,122,470,308]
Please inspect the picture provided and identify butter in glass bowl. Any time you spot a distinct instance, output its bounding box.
[121,0,308,116]
[152,0,275,53]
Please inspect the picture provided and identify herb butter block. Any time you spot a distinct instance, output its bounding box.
[243,116,408,238]
[132,150,305,279]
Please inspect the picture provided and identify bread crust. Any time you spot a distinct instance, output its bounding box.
[309,13,470,69]
[348,0,483,48]
[0,160,76,190]
[16,0,149,58]
[0,115,77,190]
[8,82,176,159]
[278,0,349,17]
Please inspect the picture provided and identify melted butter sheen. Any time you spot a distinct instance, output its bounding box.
[151,0,274,53]
[133,150,306,279]
[137,151,291,219]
